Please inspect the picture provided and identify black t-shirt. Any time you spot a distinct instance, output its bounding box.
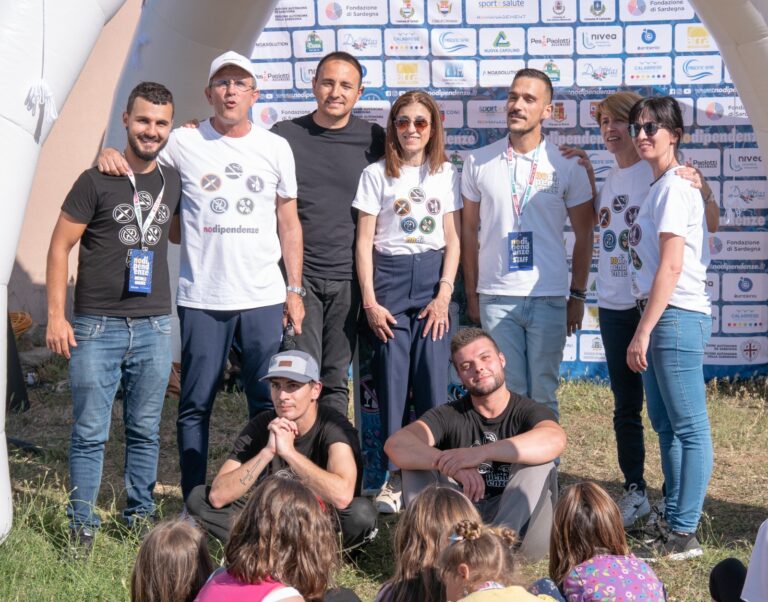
[62,166,182,317]
[271,113,385,280]
[228,404,364,494]
[420,392,557,499]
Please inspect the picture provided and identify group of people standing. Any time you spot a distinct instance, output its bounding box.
[45,45,719,574]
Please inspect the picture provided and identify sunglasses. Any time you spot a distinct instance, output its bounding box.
[393,116,431,132]
[628,122,666,138]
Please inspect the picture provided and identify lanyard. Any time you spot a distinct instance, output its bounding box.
[126,165,165,250]
[506,139,543,218]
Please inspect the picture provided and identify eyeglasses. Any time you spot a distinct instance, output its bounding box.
[210,78,254,93]
[628,122,665,138]
[393,116,431,132]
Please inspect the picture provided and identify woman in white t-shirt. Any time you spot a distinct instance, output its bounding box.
[561,92,717,530]
[625,96,713,560]
[353,91,461,514]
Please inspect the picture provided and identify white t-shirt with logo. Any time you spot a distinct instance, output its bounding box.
[160,120,297,310]
[596,160,653,310]
[461,137,593,296]
[629,170,711,315]
[352,160,461,255]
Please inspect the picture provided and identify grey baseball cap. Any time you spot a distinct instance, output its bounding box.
[260,350,320,383]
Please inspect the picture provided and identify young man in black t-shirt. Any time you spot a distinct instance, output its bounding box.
[384,328,566,561]
[45,82,181,552]
[186,350,377,550]
[271,51,385,418]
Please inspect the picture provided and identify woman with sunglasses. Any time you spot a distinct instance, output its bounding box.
[625,96,713,560]
[560,92,717,532]
[353,91,460,514]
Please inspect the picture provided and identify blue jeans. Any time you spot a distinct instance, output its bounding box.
[642,307,713,533]
[599,307,646,491]
[68,314,172,530]
[479,294,566,418]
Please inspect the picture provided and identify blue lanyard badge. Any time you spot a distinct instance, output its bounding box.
[127,248,154,293]
[508,231,534,271]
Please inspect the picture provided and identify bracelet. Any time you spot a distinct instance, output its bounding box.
[362,303,376,310]
[439,278,454,292]
[569,288,587,301]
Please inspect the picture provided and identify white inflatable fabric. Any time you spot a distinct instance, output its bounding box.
[102,0,280,363]
[0,0,127,545]
[688,0,768,153]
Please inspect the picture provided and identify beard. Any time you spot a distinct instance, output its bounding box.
[127,131,168,162]
[466,371,505,397]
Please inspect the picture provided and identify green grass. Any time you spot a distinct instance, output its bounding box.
[2,361,767,601]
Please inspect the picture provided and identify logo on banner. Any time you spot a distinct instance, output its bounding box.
[642,28,656,43]
[438,31,470,53]
[627,0,646,16]
[740,339,761,362]
[444,62,464,79]
[552,102,566,122]
[400,0,415,18]
[543,60,561,82]
[553,0,566,15]
[437,1,452,15]
[682,59,714,81]
[494,31,511,48]
[325,2,343,20]
[581,62,618,82]
[590,1,606,16]
[738,277,754,292]
[305,31,323,53]
[706,101,724,120]
[686,25,710,49]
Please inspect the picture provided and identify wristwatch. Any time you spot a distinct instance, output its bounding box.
[286,285,306,297]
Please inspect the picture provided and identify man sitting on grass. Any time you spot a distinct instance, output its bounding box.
[384,328,566,561]
[186,350,377,550]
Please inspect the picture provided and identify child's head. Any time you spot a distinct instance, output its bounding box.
[225,476,338,602]
[388,486,481,602]
[439,520,518,601]
[549,482,629,585]
[131,520,213,602]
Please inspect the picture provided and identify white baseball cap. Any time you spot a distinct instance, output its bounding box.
[208,51,256,81]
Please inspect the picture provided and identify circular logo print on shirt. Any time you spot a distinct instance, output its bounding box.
[625,205,640,226]
[246,175,264,193]
[154,204,171,224]
[401,216,418,234]
[409,187,426,203]
[119,225,141,246]
[393,198,411,216]
[145,225,162,246]
[629,248,643,270]
[210,197,229,214]
[419,216,436,234]
[426,198,442,215]
[629,223,642,246]
[225,163,244,179]
[619,229,630,252]
[112,203,135,224]
[603,230,617,252]
[237,198,254,215]
[201,174,222,192]
[598,207,611,228]
[611,194,628,213]
[138,191,153,211]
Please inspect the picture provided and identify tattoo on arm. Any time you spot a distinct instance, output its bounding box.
[239,462,262,486]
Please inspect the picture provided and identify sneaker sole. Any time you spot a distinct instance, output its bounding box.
[375,503,401,514]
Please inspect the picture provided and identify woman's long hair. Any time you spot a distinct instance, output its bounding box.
[384,90,447,178]
[385,486,481,602]
[225,476,338,602]
[549,482,630,586]
[131,520,213,602]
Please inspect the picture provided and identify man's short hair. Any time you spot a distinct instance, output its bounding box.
[314,51,363,87]
[512,68,553,103]
[126,82,174,116]
[450,328,500,358]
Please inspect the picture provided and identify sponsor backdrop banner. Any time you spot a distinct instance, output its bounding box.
[252,0,768,487]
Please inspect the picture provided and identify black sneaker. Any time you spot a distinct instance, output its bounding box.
[68,527,95,560]
[636,530,703,561]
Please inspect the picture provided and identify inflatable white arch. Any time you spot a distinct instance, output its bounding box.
[0,0,277,544]
[1,0,767,545]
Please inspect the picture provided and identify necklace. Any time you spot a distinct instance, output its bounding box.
[649,162,679,187]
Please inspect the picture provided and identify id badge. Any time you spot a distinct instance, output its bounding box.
[507,231,534,271]
[128,249,154,293]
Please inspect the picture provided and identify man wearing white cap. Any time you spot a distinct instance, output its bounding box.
[99,51,304,500]
[186,350,378,550]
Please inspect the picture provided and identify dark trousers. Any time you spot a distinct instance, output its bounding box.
[289,276,359,417]
[177,304,283,499]
[370,250,450,469]
[599,307,647,491]
[186,484,378,550]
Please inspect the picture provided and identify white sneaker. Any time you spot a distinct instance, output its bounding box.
[375,471,402,514]
[618,484,651,528]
